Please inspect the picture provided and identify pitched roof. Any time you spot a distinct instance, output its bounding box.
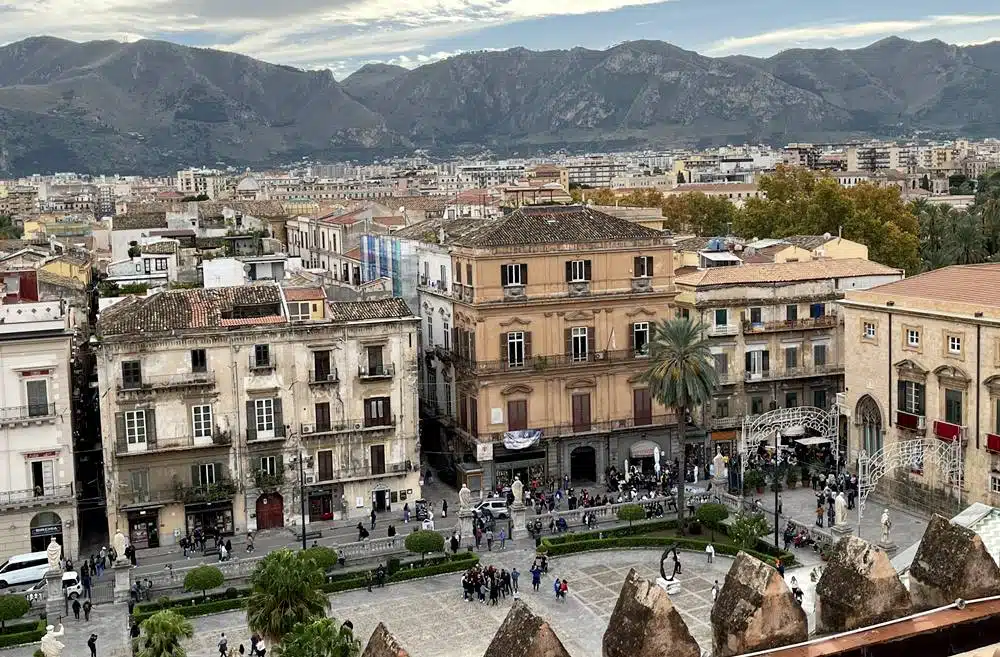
[196,201,287,218]
[451,205,664,248]
[36,269,86,292]
[283,286,325,302]
[318,207,367,225]
[325,298,413,322]
[857,263,1000,309]
[782,234,834,250]
[140,241,178,255]
[112,212,168,231]
[373,215,405,227]
[676,258,900,288]
[671,183,758,193]
[98,283,284,336]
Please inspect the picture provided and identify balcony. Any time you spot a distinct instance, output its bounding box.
[451,284,474,303]
[708,324,740,337]
[315,460,412,484]
[459,278,666,305]
[503,284,527,302]
[630,277,654,293]
[0,484,73,510]
[0,403,57,426]
[117,371,215,394]
[119,487,179,508]
[933,420,963,443]
[477,412,679,444]
[358,363,394,380]
[247,424,287,443]
[178,480,236,504]
[710,416,744,430]
[116,430,231,457]
[252,469,285,490]
[743,363,844,383]
[566,281,591,297]
[453,348,651,376]
[896,410,926,432]
[742,313,839,334]
[301,416,396,437]
[308,369,340,386]
[417,276,449,295]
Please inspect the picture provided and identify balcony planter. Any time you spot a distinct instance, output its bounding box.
[987,434,1000,454]
[933,420,961,443]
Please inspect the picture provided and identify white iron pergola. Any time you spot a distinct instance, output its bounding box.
[740,405,840,489]
[856,438,964,535]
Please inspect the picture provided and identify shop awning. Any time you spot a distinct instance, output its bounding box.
[795,436,831,446]
[630,440,660,458]
[712,430,737,441]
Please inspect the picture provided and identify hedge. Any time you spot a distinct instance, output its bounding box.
[0,621,45,648]
[133,597,246,624]
[0,621,41,636]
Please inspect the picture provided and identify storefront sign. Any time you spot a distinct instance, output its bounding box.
[503,430,541,450]
[24,450,60,459]
[19,370,51,378]
[476,442,494,462]
[30,524,62,538]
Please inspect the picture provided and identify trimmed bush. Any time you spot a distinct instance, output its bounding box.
[617,504,646,529]
[0,621,45,649]
[0,595,29,630]
[183,565,224,600]
[303,546,338,572]
[404,530,445,564]
[730,512,771,551]
[694,503,729,526]
[133,598,246,624]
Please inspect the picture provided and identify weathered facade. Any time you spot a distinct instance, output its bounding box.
[96,283,420,548]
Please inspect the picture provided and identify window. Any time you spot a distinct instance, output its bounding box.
[633,388,652,425]
[259,456,278,476]
[254,399,275,434]
[197,463,218,486]
[991,474,1000,495]
[506,331,527,368]
[809,303,826,319]
[455,262,462,283]
[288,302,310,321]
[634,256,653,278]
[440,264,448,289]
[786,305,798,322]
[785,392,798,408]
[507,400,528,431]
[370,445,386,475]
[749,307,762,324]
[715,399,730,419]
[366,346,385,374]
[813,390,828,411]
[443,321,450,349]
[192,405,212,438]
[315,402,331,432]
[714,353,728,377]
[25,380,49,417]
[714,309,728,327]
[154,258,167,271]
[945,389,963,425]
[566,260,592,282]
[313,351,333,380]
[426,313,434,344]
[745,350,769,378]
[864,322,877,339]
[678,308,690,320]
[466,264,472,286]
[125,410,146,445]
[571,393,591,432]
[898,380,926,416]
[784,346,798,370]
[253,344,271,368]
[191,349,207,373]
[751,396,764,415]
[501,263,527,286]
[948,335,962,355]
[905,329,920,348]
[364,397,391,427]
[318,451,334,481]
[813,344,827,367]
[632,322,650,357]
[571,327,589,362]
[121,361,142,389]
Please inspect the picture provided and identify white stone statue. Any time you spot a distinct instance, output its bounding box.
[45,537,62,571]
[834,492,848,526]
[713,449,726,480]
[510,476,524,506]
[39,624,65,657]
[458,483,472,511]
[112,529,128,561]
[880,509,892,544]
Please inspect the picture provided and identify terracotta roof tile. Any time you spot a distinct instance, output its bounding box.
[856,263,1000,309]
[451,205,665,247]
[373,215,405,227]
[326,298,414,322]
[344,247,361,260]
[284,286,325,301]
[676,258,900,287]
[140,241,178,255]
[219,315,284,327]
[112,212,168,231]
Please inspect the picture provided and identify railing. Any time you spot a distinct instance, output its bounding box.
[742,313,839,334]
[453,277,667,305]
[0,403,57,423]
[179,480,236,504]
[896,410,925,431]
[744,363,844,382]
[710,416,744,430]
[148,554,264,587]
[302,417,397,436]
[117,371,215,392]
[308,369,340,385]
[247,425,287,441]
[551,495,676,526]
[315,461,411,483]
[358,364,394,379]
[480,413,679,443]
[0,484,73,508]
[707,324,740,337]
[116,431,231,455]
[119,487,180,508]
[453,348,650,375]
[252,470,285,490]
[417,277,449,294]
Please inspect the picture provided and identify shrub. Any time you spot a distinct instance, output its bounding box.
[744,469,765,491]
[404,530,445,564]
[616,504,646,529]
[695,503,729,526]
[133,598,246,624]
[34,649,45,657]
[224,588,240,600]
[0,621,45,649]
[729,512,771,550]
[0,595,30,630]
[183,565,224,600]
[387,558,401,575]
[303,546,338,573]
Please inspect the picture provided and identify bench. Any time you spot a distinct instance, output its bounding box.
[295,529,323,541]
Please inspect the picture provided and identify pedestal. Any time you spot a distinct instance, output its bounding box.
[43,568,63,622]
[509,502,527,540]
[112,558,132,604]
[877,540,898,555]
[831,523,853,537]
[458,509,475,548]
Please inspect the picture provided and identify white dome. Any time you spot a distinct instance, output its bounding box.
[236,176,260,192]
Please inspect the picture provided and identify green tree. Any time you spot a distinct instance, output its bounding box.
[138,610,194,657]
[677,171,686,184]
[695,502,729,541]
[247,549,330,644]
[0,594,30,629]
[643,317,717,533]
[303,546,338,573]
[0,216,22,239]
[661,192,735,235]
[951,211,987,265]
[275,617,361,657]
[183,565,224,600]
[729,512,770,551]
[404,530,445,564]
[616,504,646,529]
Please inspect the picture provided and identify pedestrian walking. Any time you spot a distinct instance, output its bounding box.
[511,567,519,592]
[442,499,448,518]
[83,600,92,622]
[403,503,410,523]
[531,566,541,591]
[553,578,561,599]
[815,504,824,528]
[87,633,98,657]
[474,527,482,549]
[450,533,459,554]
[219,633,228,657]
[498,528,506,550]
[370,508,377,530]
[83,572,92,599]
[486,529,494,551]
[705,543,715,563]
[711,580,720,603]
[72,598,81,620]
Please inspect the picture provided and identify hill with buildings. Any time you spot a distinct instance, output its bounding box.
[0,36,999,174]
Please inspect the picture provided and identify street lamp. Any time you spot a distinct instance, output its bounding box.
[299,451,307,551]
[774,430,781,549]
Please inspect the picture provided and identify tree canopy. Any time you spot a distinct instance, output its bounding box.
[0,595,29,629]
[183,565,224,599]
[616,504,646,528]
[910,172,1000,271]
[275,618,361,657]
[138,610,194,657]
[404,530,444,563]
[247,549,330,644]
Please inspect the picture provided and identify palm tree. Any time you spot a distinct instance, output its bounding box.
[643,317,718,533]
[951,211,987,265]
[138,610,194,657]
[247,549,330,645]
[276,618,361,657]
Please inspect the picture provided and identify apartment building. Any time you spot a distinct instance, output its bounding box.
[287,205,400,286]
[95,283,420,548]
[841,264,1000,516]
[438,205,681,490]
[0,300,77,558]
[673,259,902,455]
[175,169,226,200]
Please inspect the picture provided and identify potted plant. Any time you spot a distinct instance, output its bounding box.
[785,468,799,489]
[745,469,766,495]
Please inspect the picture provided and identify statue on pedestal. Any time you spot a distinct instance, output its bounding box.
[40,624,65,657]
[45,537,62,572]
[458,484,472,511]
[834,492,848,526]
[880,509,892,544]
[510,476,524,506]
[712,448,726,480]
[112,529,128,562]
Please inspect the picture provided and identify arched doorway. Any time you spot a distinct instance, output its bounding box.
[255,493,284,530]
[30,512,62,552]
[569,446,597,484]
[856,395,883,456]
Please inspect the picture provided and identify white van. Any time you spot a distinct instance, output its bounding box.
[0,552,50,588]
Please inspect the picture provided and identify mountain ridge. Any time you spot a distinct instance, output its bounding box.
[0,36,998,175]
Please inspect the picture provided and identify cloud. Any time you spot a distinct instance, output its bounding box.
[706,13,1000,54]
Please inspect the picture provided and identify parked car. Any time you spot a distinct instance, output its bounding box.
[474,497,510,520]
[61,571,83,600]
[0,552,49,589]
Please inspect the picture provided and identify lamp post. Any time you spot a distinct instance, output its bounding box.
[299,451,307,551]
[774,430,781,550]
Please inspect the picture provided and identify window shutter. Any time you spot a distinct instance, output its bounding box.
[628,324,635,352]
[916,383,926,415]
[500,265,508,286]
[565,328,572,356]
[565,261,573,282]
[115,412,126,442]
[246,401,257,441]
[451,326,458,352]
[584,260,592,281]
[524,332,532,359]
[276,455,284,472]
[470,398,478,436]
[500,333,508,362]
[364,400,373,424]
[897,380,905,413]
[456,264,462,283]
[191,465,201,487]
[469,333,477,361]
[384,397,392,418]
[762,351,770,372]
[646,257,653,275]
[213,462,224,481]
[633,256,641,275]
[273,398,284,436]
[587,327,596,356]
[145,409,156,447]
[519,263,528,285]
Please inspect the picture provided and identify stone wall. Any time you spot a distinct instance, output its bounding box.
[909,514,1000,610]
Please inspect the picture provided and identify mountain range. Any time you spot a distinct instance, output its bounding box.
[1,35,999,175]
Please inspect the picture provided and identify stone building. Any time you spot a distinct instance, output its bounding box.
[95,282,420,548]
[673,258,902,457]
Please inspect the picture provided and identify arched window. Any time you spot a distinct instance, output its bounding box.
[857,395,883,455]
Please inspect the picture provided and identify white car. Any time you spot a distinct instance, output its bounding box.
[474,498,509,520]
[27,572,83,599]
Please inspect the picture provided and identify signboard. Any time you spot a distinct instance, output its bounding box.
[24,450,60,459]
[476,442,494,462]
[30,524,62,538]
[503,430,542,450]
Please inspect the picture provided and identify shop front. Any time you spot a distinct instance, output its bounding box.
[711,429,738,459]
[127,509,161,549]
[185,500,234,538]
[29,512,63,553]
[491,435,547,493]
[683,429,711,482]
[308,486,338,521]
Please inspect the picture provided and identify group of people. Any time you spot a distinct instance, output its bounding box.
[814,474,857,529]
[212,632,268,657]
[460,564,519,604]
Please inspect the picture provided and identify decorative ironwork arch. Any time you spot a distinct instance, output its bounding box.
[739,405,840,490]
[856,438,963,534]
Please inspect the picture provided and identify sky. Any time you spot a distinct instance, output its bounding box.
[2,0,1000,79]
